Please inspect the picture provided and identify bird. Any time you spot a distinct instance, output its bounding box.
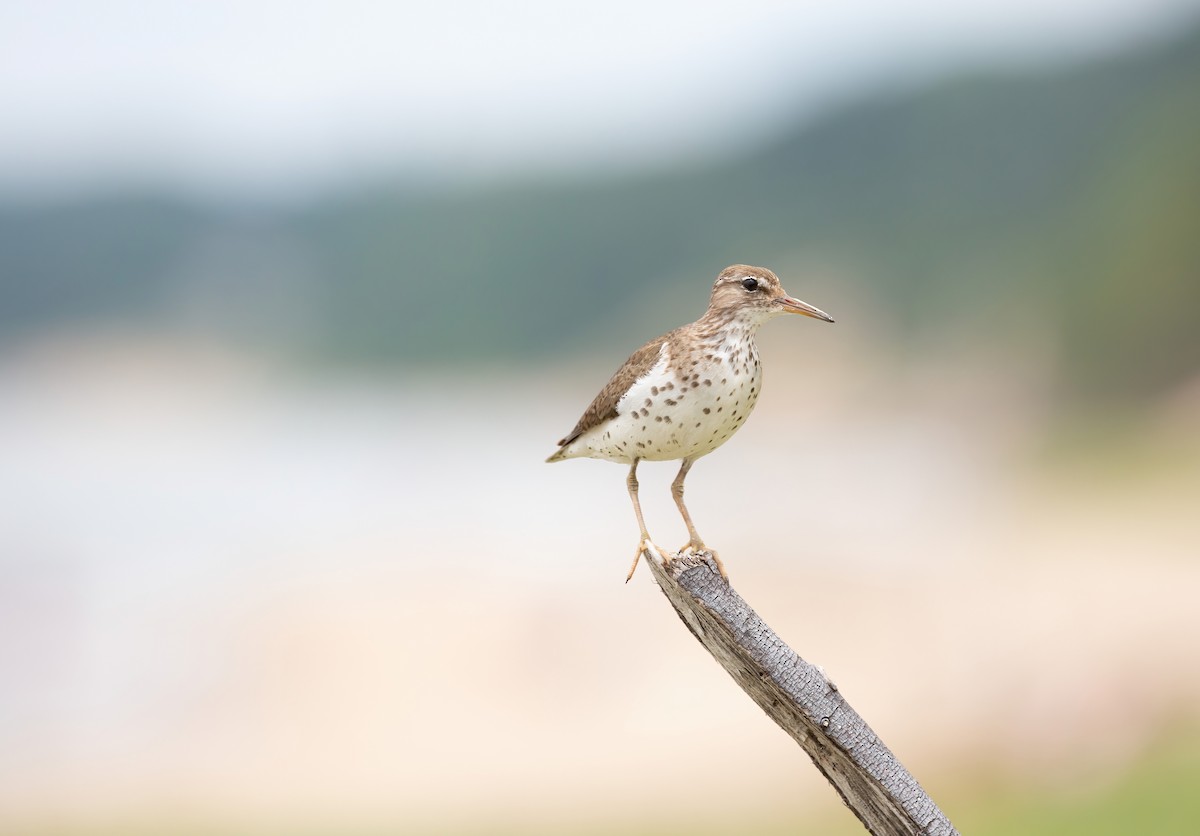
[546,264,833,582]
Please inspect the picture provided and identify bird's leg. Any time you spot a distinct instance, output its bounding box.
[625,459,657,582]
[671,458,704,548]
[671,458,728,579]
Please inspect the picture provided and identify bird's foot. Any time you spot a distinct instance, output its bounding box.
[626,538,662,583]
[677,542,729,580]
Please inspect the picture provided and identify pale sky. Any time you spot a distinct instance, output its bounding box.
[1,0,1197,199]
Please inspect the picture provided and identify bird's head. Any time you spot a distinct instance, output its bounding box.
[707,264,834,326]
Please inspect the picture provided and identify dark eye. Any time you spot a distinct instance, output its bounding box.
[742,278,758,291]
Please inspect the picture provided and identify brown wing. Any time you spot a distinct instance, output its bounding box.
[553,332,673,448]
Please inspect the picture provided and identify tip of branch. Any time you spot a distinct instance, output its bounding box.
[642,545,726,583]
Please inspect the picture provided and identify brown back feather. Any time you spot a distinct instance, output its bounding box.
[553,331,675,448]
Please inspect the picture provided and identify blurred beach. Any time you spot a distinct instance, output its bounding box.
[1,326,1197,834]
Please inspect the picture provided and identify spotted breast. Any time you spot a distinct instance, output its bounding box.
[555,321,763,464]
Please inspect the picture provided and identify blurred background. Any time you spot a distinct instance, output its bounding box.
[2,2,1199,833]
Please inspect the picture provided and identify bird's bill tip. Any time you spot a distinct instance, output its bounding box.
[779,295,835,322]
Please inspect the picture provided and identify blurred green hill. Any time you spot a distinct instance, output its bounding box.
[1,23,1197,403]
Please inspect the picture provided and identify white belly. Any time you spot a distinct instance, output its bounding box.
[571,343,763,463]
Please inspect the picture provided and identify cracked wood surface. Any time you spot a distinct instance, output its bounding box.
[642,547,958,836]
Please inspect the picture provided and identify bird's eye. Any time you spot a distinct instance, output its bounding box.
[742,278,759,291]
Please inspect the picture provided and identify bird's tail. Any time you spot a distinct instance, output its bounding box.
[545,431,580,463]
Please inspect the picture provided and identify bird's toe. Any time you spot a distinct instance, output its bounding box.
[626,538,663,583]
[706,548,729,580]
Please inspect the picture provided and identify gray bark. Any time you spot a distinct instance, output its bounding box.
[642,548,958,836]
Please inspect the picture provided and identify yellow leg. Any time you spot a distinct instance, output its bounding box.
[671,458,702,547]
[625,460,657,582]
[671,458,728,580]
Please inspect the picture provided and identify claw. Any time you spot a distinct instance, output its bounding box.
[626,538,657,583]
[707,549,729,580]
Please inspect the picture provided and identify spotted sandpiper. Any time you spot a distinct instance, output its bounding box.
[546,264,833,581]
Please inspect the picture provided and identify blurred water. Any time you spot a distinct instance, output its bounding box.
[1,338,1197,831]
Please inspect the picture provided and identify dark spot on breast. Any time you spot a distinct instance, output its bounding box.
[717,407,723,412]
[645,398,652,407]
[664,416,672,424]
[721,378,727,384]
[640,408,649,417]
[655,416,663,423]
[703,379,711,387]
[695,422,701,428]
[636,441,645,448]
[651,386,659,395]
[702,407,711,414]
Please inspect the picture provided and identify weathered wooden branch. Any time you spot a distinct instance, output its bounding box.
[642,546,958,836]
